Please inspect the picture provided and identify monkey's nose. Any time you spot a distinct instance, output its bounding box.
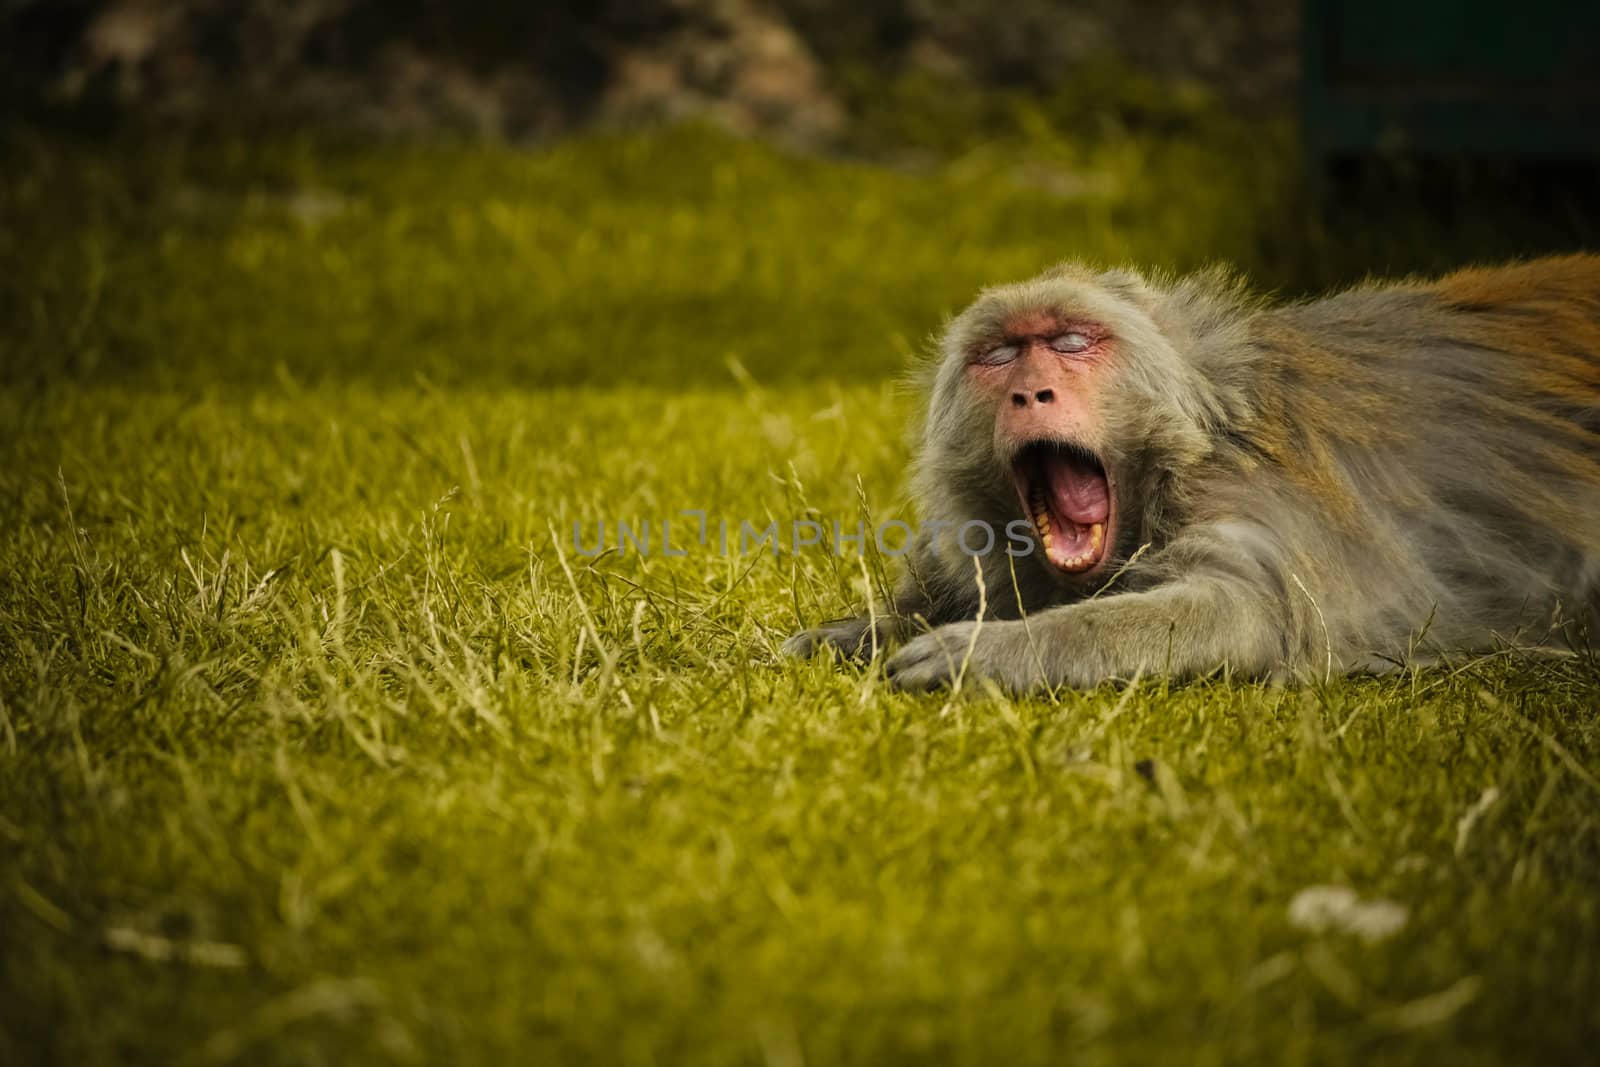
[1011,388,1055,407]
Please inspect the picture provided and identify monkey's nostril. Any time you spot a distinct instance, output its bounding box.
[1035,389,1055,404]
[1011,392,1028,408]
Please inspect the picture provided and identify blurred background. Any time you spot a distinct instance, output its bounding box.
[2,0,1598,387]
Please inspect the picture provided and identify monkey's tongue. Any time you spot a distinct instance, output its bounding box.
[1046,459,1110,526]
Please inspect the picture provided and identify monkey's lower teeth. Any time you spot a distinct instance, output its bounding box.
[1030,489,1107,570]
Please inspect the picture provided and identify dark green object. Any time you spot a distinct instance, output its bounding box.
[1303,0,1600,162]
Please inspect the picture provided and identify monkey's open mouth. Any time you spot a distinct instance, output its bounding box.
[1012,441,1112,574]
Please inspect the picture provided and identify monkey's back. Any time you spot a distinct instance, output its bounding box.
[1246,253,1600,655]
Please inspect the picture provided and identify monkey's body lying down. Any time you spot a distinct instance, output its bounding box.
[786,254,1600,690]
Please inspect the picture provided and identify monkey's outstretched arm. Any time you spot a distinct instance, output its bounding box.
[882,575,1290,691]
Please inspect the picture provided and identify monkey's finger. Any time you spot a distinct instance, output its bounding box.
[782,618,877,661]
[780,630,825,658]
[883,634,961,691]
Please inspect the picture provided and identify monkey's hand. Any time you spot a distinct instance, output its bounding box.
[783,615,898,661]
[883,620,1036,692]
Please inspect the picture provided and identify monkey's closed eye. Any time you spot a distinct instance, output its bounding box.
[975,343,1021,366]
[1049,332,1092,354]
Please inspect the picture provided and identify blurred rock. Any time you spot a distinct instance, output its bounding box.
[30,0,841,142]
[6,0,1294,141]
[600,0,843,144]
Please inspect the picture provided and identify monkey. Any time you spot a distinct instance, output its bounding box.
[784,254,1600,691]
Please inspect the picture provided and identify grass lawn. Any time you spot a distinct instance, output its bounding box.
[2,124,1599,1065]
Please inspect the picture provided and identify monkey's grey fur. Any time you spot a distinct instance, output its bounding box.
[785,255,1600,690]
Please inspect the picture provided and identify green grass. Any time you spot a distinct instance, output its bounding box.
[2,124,1599,1065]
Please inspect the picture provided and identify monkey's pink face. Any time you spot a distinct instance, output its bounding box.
[964,311,1114,576]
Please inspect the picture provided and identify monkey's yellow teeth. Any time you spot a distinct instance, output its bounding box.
[1031,489,1052,536]
[1030,507,1107,574]
[1050,522,1107,571]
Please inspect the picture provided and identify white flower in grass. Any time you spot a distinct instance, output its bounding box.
[1288,885,1409,943]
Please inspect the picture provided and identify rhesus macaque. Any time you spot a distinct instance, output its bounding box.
[786,255,1600,690]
